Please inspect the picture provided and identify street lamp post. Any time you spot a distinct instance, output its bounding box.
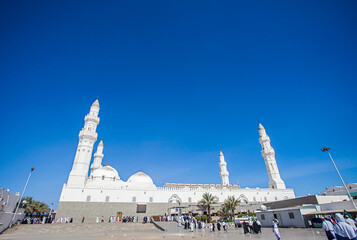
[12,168,35,223]
[321,147,357,209]
[49,202,53,223]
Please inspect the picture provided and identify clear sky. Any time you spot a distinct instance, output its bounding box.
[0,1,356,209]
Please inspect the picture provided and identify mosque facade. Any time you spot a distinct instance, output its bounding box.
[56,99,295,222]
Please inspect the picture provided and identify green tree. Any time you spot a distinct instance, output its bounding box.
[220,203,230,220]
[199,193,218,223]
[224,195,240,220]
[22,196,50,216]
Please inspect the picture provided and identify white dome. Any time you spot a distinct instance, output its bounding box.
[92,166,119,179]
[127,171,156,189]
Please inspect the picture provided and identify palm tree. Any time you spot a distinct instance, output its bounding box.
[199,192,218,223]
[220,203,230,220]
[224,195,240,220]
[22,196,50,216]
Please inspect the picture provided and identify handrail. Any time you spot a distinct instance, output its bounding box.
[150,218,166,231]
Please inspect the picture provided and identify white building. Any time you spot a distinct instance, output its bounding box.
[56,99,295,222]
[323,183,357,198]
[255,195,350,228]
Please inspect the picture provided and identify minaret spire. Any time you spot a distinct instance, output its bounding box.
[258,122,286,189]
[219,150,230,185]
[67,99,100,187]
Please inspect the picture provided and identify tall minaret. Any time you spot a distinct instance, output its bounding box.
[258,122,286,189]
[219,150,230,185]
[91,140,104,172]
[67,99,100,187]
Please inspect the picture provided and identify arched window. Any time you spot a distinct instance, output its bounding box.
[105,196,110,202]
[275,196,278,201]
[264,197,267,202]
[238,194,248,203]
[149,197,153,203]
[102,176,105,180]
[188,197,192,203]
[132,196,136,202]
[113,177,116,181]
[86,195,91,202]
[253,197,256,202]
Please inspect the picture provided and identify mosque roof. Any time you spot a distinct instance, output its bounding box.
[92,165,119,179]
[127,171,156,189]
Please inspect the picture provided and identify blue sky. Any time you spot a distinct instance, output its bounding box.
[0,1,356,209]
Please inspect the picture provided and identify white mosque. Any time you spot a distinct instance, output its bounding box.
[56,99,295,222]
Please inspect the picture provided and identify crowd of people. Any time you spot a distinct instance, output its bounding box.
[242,218,262,234]
[22,215,55,224]
[93,215,140,223]
[56,216,73,223]
[321,213,357,240]
[175,214,242,233]
[21,211,357,240]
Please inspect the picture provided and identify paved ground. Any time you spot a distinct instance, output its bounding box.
[0,222,328,240]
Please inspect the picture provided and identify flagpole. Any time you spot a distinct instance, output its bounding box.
[321,147,357,209]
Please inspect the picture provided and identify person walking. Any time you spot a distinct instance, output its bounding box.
[81,216,85,223]
[322,217,336,240]
[242,221,249,234]
[222,221,227,232]
[345,215,357,233]
[256,220,262,233]
[248,218,254,233]
[217,221,221,231]
[333,213,357,240]
[272,219,281,240]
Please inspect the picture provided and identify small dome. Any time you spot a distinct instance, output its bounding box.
[127,171,156,189]
[92,166,119,179]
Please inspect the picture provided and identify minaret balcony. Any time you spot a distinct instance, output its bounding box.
[261,150,275,156]
[84,115,100,124]
[94,153,104,158]
[79,131,98,141]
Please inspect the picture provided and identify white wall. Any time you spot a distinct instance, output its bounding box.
[316,195,349,204]
[319,199,357,211]
[256,206,318,228]
[59,184,295,204]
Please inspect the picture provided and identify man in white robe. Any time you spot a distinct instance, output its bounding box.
[345,215,357,232]
[322,217,336,240]
[273,219,281,240]
[333,213,357,240]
